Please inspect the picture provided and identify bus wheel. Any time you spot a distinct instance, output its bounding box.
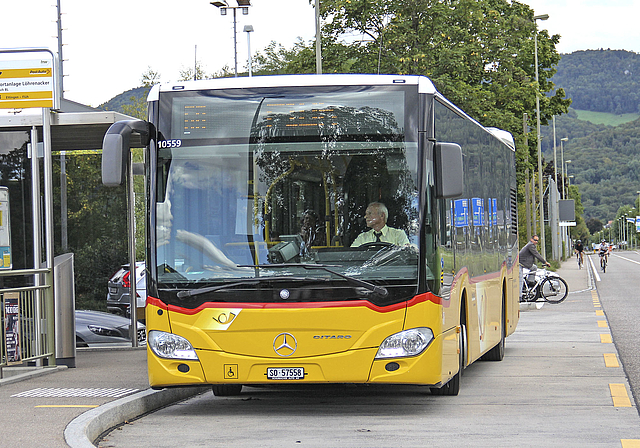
[212,384,243,396]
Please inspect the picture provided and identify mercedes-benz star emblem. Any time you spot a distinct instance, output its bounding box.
[273,332,297,357]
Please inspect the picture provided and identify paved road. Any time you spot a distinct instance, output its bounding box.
[96,256,640,448]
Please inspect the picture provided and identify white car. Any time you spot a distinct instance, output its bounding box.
[106,262,146,319]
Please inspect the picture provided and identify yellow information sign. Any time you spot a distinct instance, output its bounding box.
[0,59,55,109]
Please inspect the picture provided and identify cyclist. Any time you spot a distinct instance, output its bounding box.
[519,235,551,297]
[598,240,611,269]
[574,239,584,268]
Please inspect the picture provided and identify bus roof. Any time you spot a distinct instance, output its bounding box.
[148,74,437,101]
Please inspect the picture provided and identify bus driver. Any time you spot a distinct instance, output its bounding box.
[351,202,409,247]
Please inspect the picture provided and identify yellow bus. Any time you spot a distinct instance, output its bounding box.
[102,74,519,396]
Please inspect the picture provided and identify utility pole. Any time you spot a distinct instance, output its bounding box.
[315,0,322,74]
[524,113,531,241]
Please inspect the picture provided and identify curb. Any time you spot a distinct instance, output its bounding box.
[0,365,67,386]
[65,386,209,447]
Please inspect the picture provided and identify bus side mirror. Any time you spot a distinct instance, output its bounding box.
[102,120,151,187]
[435,142,464,199]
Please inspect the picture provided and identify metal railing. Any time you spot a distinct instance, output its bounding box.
[0,268,54,370]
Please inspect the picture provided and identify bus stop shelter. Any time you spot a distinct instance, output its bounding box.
[0,99,139,370]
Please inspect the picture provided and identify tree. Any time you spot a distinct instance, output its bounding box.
[586,217,603,235]
[252,0,571,245]
[179,62,209,81]
[141,67,161,87]
[254,0,570,144]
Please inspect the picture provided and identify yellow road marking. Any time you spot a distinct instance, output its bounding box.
[621,440,640,448]
[598,320,608,327]
[600,334,613,343]
[596,310,605,316]
[604,353,620,368]
[609,384,632,407]
[35,405,98,408]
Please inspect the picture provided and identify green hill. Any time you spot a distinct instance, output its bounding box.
[534,49,640,223]
[99,86,149,113]
[552,49,640,115]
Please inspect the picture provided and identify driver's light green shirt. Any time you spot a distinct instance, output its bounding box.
[351,225,410,247]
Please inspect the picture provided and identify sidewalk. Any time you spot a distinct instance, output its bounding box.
[0,347,204,447]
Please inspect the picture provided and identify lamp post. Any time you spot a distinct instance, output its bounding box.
[560,137,568,198]
[244,25,254,77]
[315,0,322,74]
[211,1,251,77]
[564,159,571,199]
[534,13,549,258]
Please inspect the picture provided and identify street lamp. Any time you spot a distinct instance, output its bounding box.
[562,159,573,199]
[560,137,568,198]
[211,1,251,77]
[533,13,549,258]
[244,25,254,77]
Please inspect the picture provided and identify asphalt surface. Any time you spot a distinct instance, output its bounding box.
[0,255,638,447]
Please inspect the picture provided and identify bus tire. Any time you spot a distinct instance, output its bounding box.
[212,384,243,396]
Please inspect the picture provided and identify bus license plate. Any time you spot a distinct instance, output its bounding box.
[267,367,305,380]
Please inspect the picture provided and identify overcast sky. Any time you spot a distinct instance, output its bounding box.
[1,0,639,107]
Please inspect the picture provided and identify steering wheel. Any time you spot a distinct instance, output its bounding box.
[359,242,394,250]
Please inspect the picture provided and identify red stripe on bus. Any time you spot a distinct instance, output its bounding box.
[146,292,442,316]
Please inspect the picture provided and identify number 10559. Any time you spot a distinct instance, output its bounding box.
[158,139,182,148]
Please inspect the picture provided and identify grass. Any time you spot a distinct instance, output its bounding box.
[574,109,640,126]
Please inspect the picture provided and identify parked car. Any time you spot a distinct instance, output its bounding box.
[106,262,146,319]
[76,309,146,347]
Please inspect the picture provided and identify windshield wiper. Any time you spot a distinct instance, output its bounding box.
[174,276,329,299]
[239,263,389,297]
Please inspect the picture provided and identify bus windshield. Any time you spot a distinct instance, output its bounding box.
[154,86,424,304]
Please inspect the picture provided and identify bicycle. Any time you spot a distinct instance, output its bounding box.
[576,251,584,269]
[599,252,608,273]
[521,266,569,304]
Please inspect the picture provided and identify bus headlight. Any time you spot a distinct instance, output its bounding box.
[148,330,199,360]
[375,328,434,359]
